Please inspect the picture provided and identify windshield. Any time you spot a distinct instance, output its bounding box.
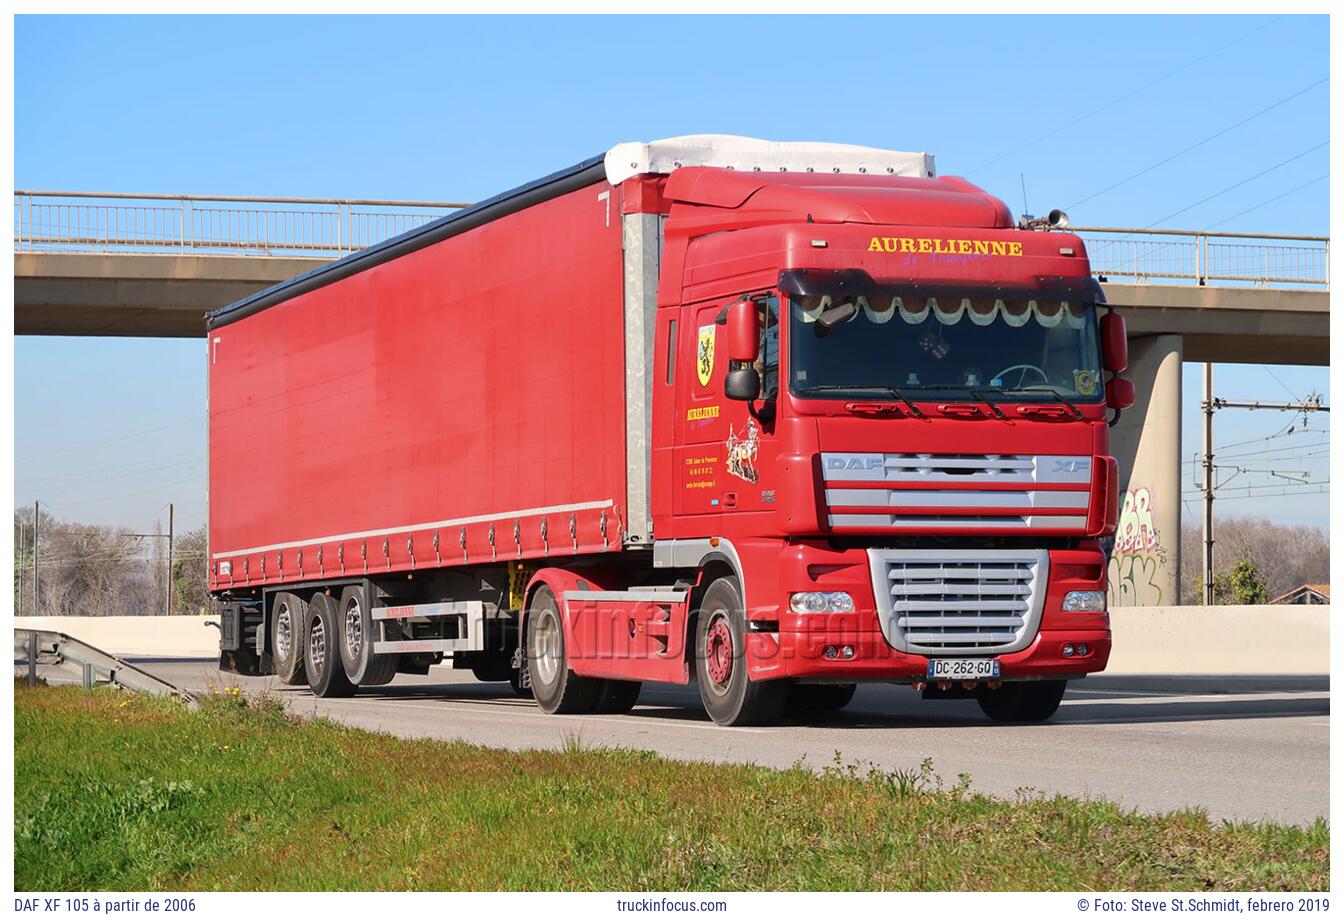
[788,291,1104,403]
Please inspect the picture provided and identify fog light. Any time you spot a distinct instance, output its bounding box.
[1062,590,1107,612]
[840,645,855,659]
[790,591,855,614]
[824,646,839,660]
[1077,643,1090,656]
[1063,644,1075,658]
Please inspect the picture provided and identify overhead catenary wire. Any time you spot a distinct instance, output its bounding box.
[17,416,204,461]
[964,16,1284,176]
[1064,76,1328,211]
[1139,140,1328,229]
[1205,173,1329,229]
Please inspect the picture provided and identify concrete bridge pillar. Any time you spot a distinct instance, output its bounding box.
[1108,334,1183,606]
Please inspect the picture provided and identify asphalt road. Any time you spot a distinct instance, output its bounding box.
[29,658,1328,826]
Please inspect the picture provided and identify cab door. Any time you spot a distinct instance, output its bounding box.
[672,295,781,527]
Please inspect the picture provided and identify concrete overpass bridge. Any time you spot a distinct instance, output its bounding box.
[13,191,1331,607]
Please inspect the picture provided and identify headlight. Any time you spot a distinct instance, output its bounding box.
[1062,590,1106,612]
[789,591,855,613]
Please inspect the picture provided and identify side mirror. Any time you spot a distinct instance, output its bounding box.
[725,299,760,362]
[1107,376,1135,411]
[725,367,761,401]
[1101,311,1128,373]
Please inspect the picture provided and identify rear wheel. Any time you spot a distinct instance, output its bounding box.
[526,586,602,714]
[694,577,785,726]
[338,585,397,687]
[306,592,356,698]
[976,680,1067,723]
[788,683,857,712]
[270,593,308,686]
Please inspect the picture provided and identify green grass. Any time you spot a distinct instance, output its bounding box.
[14,681,1328,891]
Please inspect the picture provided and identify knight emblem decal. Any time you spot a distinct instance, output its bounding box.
[697,324,716,387]
[725,419,760,484]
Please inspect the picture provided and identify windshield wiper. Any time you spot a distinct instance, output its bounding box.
[796,384,924,418]
[915,384,1007,419]
[1004,385,1084,419]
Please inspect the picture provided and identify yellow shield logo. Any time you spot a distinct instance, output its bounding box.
[696,324,716,387]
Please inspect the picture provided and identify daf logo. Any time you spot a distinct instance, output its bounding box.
[827,456,883,471]
[1051,459,1090,473]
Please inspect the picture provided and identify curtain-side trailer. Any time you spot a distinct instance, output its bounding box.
[210,135,1132,726]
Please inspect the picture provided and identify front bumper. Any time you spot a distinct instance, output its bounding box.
[743,541,1111,682]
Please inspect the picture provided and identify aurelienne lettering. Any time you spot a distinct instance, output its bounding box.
[867,236,1023,257]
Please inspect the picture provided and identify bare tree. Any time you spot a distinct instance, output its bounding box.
[1180,517,1329,604]
[12,507,186,616]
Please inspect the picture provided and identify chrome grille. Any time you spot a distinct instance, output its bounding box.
[867,548,1048,654]
[821,452,1092,532]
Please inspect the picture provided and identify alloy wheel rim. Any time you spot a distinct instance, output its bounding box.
[276,605,292,661]
[310,617,326,673]
[345,599,363,658]
[533,608,561,686]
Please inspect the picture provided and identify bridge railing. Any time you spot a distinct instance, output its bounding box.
[13,193,1330,289]
[13,191,469,257]
[1071,226,1328,289]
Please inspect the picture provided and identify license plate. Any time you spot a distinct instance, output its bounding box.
[926,658,1000,680]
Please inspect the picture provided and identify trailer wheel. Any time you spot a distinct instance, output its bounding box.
[694,577,785,726]
[270,593,308,686]
[305,592,356,698]
[787,683,857,712]
[975,679,1067,723]
[594,679,641,714]
[338,585,397,687]
[526,585,601,714]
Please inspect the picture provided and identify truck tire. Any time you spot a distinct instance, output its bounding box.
[595,679,641,714]
[976,679,1067,723]
[694,577,786,726]
[526,585,602,714]
[788,683,857,712]
[337,585,397,687]
[271,592,308,686]
[305,591,356,698]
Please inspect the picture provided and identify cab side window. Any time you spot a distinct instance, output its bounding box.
[758,296,780,400]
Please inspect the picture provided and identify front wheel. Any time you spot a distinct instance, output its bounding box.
[694,577,786,726]
[975,679,1067,723]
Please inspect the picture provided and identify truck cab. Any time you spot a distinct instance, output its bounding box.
[638,158,1131,724]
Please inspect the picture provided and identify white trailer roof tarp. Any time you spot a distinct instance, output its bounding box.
[605,134,935,186]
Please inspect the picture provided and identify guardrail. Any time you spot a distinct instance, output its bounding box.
[13,191,469,257]
[1071,226,1329,289]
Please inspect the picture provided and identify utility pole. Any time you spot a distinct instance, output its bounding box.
[16,521,26,617]
[165,503,174,617]
[1199,375,1328,606]
[31,500,39,618]
[1202,365,1215,605]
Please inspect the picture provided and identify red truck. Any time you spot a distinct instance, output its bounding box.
[209,135,1133,726]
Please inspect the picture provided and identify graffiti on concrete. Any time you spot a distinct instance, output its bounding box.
[1108,486,1167,606]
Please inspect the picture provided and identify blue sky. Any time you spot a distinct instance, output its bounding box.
[13,14,1330,534]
